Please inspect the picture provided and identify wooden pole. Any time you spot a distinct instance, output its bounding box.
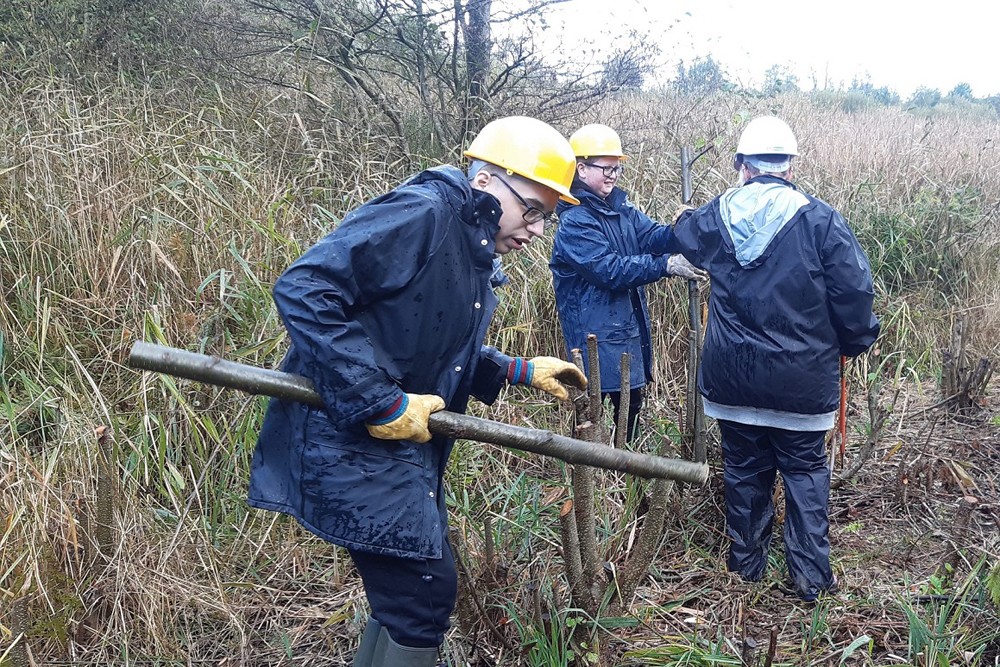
[129,342,708,484]
[681,146,706,463]
[615,352,630,448]
[9,597,30,667]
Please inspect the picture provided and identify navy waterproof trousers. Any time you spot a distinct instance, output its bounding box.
[718,420,835,600]
[348,538,457,648]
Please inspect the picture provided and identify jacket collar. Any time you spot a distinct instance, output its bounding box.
[745,174,797,190]
[557,184,629,215]
[405,165,501,264]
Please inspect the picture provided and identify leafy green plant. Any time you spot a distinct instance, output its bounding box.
[839,634,873,665]
[987,561,1000,607]
[897,558,1000,666]
[623,633,741,666]
[801,599,831,653]
[504,603,583,667]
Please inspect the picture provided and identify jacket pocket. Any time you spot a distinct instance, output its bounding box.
[304,408,425,466]
[598,327,638,342]
[593,328,644,390]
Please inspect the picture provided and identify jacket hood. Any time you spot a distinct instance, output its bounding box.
[720,175,809,267]
[406,165,499,224]
[399,165,503,275]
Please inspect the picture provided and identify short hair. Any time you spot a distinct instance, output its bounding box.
[467,159,490,179]
[467,159,534,187]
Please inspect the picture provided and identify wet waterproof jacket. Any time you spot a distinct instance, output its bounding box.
[550,186,680,393]
[248,166,514,560]
[673,175,879,428]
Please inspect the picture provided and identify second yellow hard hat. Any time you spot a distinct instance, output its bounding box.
[569,124,630,160]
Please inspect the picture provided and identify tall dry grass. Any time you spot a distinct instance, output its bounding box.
[2,64,1000,665]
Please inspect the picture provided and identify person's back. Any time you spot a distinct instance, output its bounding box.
[673,116,878,602]
[675,174,876,426]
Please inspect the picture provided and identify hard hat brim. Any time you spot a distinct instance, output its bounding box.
[577,153,630,161]
[464,150,580,205]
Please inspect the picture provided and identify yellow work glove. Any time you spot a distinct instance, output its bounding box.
[673,204,694,223]
[508,357,588,402]
[365,393,446,443]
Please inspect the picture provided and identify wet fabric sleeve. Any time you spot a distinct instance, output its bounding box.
[821,211,881,357]
[671,203,729,270]
[555,207,671,291]
[272,189,443,428]
[671,206,705,263]
[633,207,680,256]
[470,346,515,405]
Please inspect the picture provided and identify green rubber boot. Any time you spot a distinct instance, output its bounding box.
[352,617,382,667]
[370,626,441,667]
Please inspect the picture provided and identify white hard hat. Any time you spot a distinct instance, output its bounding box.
[736,116,798,157]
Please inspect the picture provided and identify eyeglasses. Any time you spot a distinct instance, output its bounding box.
[491,173,558,228]
[584,162,624,178]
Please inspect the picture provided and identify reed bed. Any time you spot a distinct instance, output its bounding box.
[2,64,999,665]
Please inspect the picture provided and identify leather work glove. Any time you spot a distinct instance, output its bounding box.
[508,357,588,401]
[365,393,446,443]
[672,204,694,223]
[666,254,708,281]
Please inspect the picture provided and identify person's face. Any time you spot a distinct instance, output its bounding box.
[473,170,559,254]
[576,156,622,199]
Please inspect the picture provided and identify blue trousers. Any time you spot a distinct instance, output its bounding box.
[718,420,835,600]
[348,537,457,648]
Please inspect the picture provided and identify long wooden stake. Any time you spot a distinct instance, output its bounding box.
[129,342,708,484]
[575,339,605,595]
[681,146,706,463]
[615,352,630,448]
[10,597,30,667]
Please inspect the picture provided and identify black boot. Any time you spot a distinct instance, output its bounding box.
[352,616,382,667]
[370,626,442,667]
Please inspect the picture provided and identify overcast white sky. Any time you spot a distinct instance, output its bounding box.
[545,0,1000,98]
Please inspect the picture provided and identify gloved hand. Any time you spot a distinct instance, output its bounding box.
[673,204,694,223]
[666,254,708,281]
[508,357,587,401]
[365,393,446,443]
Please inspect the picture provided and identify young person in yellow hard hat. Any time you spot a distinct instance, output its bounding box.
[550,124,706,442]
[247,117,588,667]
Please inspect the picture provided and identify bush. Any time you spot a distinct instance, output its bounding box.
[908,86,943,108]
[0,0,191,69]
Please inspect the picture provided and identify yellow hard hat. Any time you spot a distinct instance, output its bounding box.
[464,116,580,204]
[569,124,630,160]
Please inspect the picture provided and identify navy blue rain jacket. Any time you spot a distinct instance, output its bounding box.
[248,166,513,560]
[550,186,680,393]
[673,175,879,418]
